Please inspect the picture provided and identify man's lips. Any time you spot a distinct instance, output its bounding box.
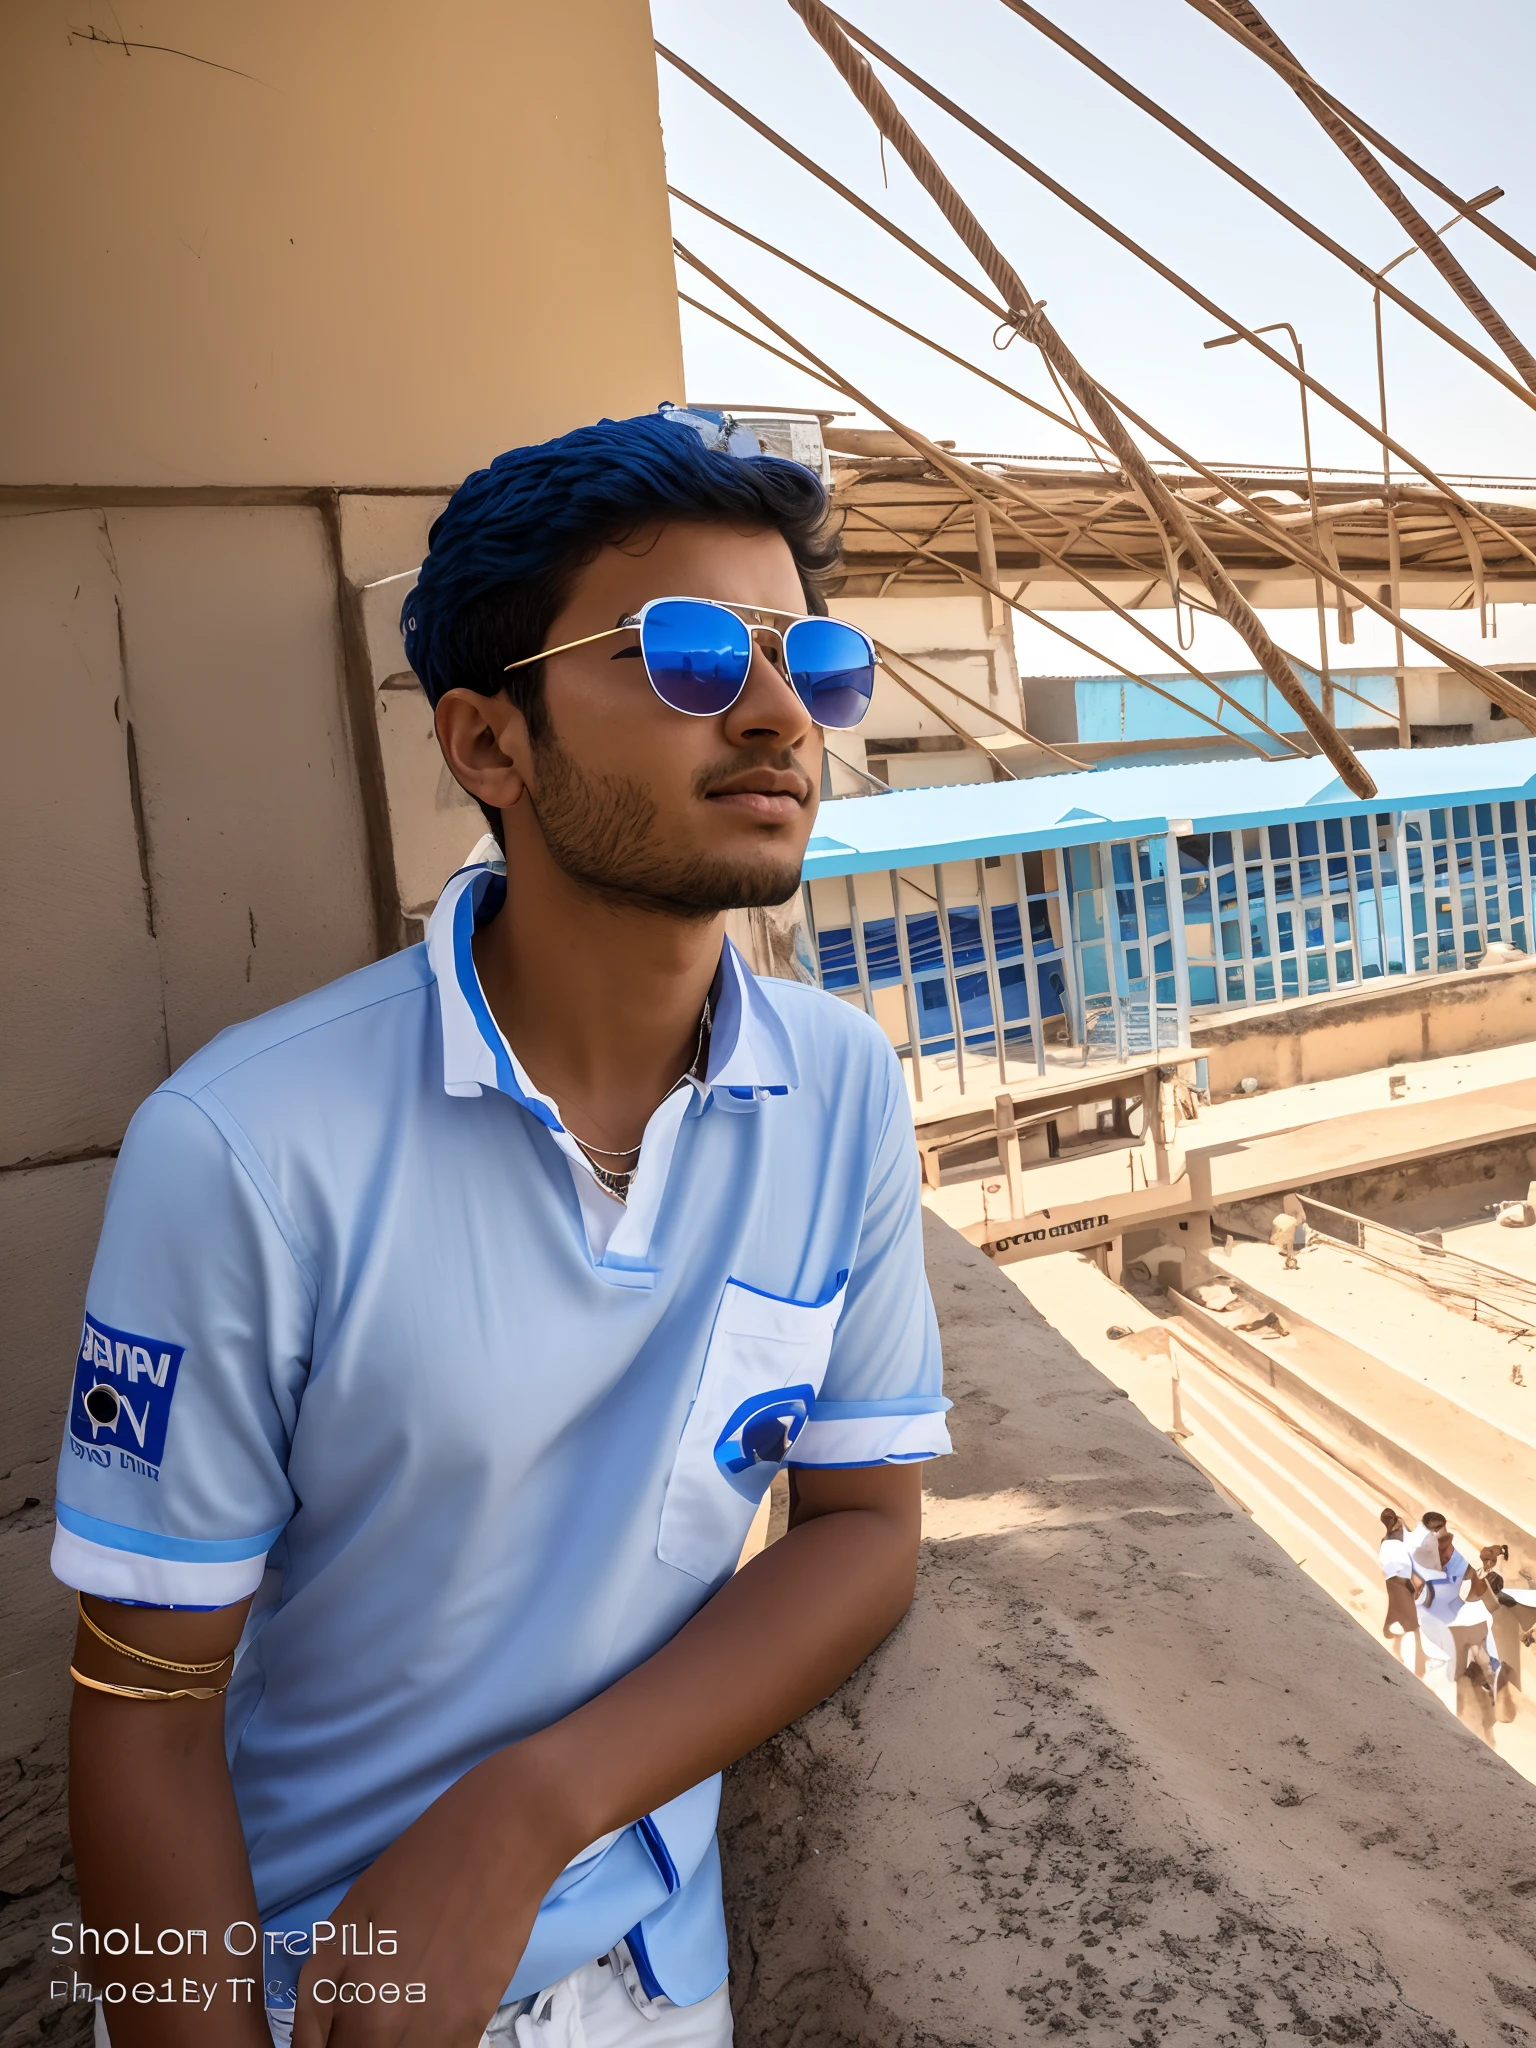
[703,770,810,821]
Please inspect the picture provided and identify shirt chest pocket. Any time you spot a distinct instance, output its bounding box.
[657,1272,848,1585]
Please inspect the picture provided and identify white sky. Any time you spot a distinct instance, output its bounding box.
[653,1,1536,666]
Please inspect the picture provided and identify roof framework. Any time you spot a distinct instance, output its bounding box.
[660,0,1536,797]
[830,455,1536,611]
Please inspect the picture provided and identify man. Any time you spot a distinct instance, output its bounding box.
[1405,1510,1448,1581]
[1376,1507,1424,1677]
[1413,1517,1500,1734]
[55,409,950,2047]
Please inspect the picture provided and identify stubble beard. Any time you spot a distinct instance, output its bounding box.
[524,732,808,920]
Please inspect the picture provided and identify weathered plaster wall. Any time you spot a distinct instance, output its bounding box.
[723,1213,1536,2044]
[1195,956,1536,1099]
[1305,1132,1536,1226]
[0,499,380,2048]
[0,1,682,487]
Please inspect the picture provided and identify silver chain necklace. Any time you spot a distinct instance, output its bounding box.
[560,997,711,1203]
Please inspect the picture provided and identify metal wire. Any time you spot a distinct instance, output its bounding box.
[657,37,1536,579]
[783,0,1374,796]
[1181,0,1536,279]
[675,240,1304,756]
[986,0,1536,411]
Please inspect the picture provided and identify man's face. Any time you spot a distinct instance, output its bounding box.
[438,520,824,919]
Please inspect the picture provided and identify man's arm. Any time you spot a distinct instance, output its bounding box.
[68,1595,269,2047]
[293,1462,921,2046]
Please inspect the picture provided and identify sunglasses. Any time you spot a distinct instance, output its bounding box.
[504,597,876,729]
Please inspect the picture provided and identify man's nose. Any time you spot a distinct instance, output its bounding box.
[725,639,814,747]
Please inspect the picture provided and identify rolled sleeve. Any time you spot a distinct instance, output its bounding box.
[51,1085,312,1606]
[791,1046,950,1469]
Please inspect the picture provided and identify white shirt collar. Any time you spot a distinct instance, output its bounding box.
[425,858,801,1111]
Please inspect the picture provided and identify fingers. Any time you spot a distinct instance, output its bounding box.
[291,1962,334,2048]
[290,1997,332,2048]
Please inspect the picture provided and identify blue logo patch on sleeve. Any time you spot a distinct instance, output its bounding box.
[68,1315,185,1476]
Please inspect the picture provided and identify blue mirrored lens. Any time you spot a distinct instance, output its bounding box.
[782,617,875,729]
[640,599,752,715]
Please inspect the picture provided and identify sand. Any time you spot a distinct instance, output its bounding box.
[723,1213,1536,2046]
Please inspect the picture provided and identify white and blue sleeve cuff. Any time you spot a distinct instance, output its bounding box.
[51,1504,283,1607]
[788,1397,952,1468]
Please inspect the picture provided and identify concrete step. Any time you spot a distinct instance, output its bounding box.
[1180,1258,1536,1569]
[1172,1354,1384,1620]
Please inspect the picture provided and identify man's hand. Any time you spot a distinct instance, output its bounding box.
[292,1462,920,2043]
[292,1747,579,2047]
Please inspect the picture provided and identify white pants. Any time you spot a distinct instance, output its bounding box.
[96,1943,732,2047]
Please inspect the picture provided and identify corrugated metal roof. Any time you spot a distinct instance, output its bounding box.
[803,738,1536,878]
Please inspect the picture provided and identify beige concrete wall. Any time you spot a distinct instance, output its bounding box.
[0,0,683,486]
[343,492,480,931]
[1194,956,1536,1098]
[833,593,1021,753]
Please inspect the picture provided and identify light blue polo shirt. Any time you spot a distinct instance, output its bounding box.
[51,860,949,2010]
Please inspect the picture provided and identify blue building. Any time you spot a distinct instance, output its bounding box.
[800,740,1536,1094]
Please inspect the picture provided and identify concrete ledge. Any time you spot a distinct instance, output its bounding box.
[1194,955,1536,1099]
[723,1213,1536,2045]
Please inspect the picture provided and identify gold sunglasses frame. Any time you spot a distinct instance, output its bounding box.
[501,598,819,674]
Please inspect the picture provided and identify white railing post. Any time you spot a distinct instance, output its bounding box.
[933,863,967,1097]
[974,858,1011,1088]
[1165,829,1192,1052]
[844,874,877,1021]
[1046,847,1085,1051]
[889,869,925,1103]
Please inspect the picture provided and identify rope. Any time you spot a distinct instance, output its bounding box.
[672,184,1536,648]
[676,287,846,392]
[659,37,1536,574]
[871,656,1018,778]
[668,99,1535,734]
[868,637,1084,772]
[677,237,1536,740]
[1172,491,1536,734]
[679,232,1302,761]
[984,0,1536,412]
[783,0,1374,798]
[822,16,1536,565]
[1191,0,1536,392]
[1177,0,1536,279]
[968,492,1301,755]
[655,43,997,320]
[667,185,1108,454]
[783,0,1034,316]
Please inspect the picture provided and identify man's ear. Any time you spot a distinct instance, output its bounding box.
[434,689,532,814]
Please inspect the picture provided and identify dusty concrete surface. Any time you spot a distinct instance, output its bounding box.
[723,1212,1536,2046]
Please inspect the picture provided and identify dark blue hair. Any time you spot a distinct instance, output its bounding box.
[400,410,838,710]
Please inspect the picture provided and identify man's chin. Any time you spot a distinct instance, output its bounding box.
[602,848,808,920]
[675,851,807,915]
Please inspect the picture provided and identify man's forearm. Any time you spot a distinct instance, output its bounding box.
[69,1690,271,2046]
[507,1464,921,1855]
[286,1466,921,2043]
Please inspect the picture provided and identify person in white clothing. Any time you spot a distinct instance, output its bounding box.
[1415,1522,1500,1739]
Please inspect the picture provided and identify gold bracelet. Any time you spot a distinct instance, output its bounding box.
[70,1665,230,1702]
[77,1593,234,1676]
